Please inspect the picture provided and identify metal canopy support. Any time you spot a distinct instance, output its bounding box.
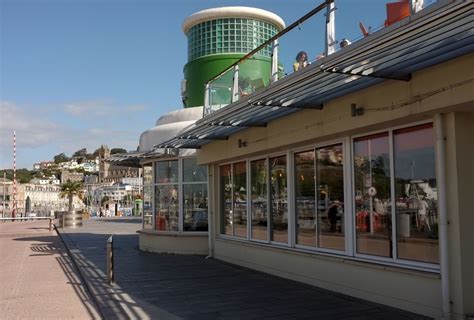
[250,101,324,110]
[325,0,336,56]
[231,65,240,103]
[271,39,279,83]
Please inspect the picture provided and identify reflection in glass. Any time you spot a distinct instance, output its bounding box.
[394,124,438,263]
[251,159,267,241]
[155,161,178,183]
[295,151,316,246]
[233,161,247,238]
[183,158,207,182]
[316,144,345,251]
[155,185,179,231]
[270,156,287,243]
[143,163,153,185]
[354,133,391,257]
[143,186,153,229]
[183,184,208,231]
[220,164,232,236]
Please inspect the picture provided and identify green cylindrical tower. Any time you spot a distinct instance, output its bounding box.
[182,7,285,108]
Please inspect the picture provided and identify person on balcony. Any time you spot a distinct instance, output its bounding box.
[239,77,254,97]
[293,51,310,72]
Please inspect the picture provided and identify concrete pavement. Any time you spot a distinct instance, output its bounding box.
[0,220,100,319]
[58,217,431,320]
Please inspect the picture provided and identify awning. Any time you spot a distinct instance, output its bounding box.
[157,1,473,149]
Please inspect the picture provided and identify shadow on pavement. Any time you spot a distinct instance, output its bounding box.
[12,234,101,319]
[29,225,431,320]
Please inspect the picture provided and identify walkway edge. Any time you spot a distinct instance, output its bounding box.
[55,224,105,319]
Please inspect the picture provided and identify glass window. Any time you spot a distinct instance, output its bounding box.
[155,160,178,183]
[183,158,207,182]
[220,164,232,236]
[394,124,438,263]
[183,184,208,231]
[143,163,153,229]
[155,185,179,231]
[233,161,247,238]
[270,155,287,243]
[295,151,316,246]
[251,159,267,241]
[354,133,392,257]
[316,144,345,251]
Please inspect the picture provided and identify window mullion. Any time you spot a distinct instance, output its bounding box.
[266,158,271,243]
[287,151,295,248]
[389,130,397,260]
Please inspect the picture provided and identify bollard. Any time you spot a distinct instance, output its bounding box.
[49,218,53,232]
[106,235,114,285]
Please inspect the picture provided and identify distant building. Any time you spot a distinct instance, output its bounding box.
[99,145,140,184]
[61,170,84,184]
[84,175,99,185]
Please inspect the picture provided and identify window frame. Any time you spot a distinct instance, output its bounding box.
[351,120,439,270]
[149,157,208,235]
[216,121,439,272]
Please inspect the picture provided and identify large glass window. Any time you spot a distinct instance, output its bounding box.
[143,163,153,229]
[155,161,178,183]
[155,185,179,231]
[183,158,208,232]
[220,164,232,236]
[183,184,208,231]
[316,144,345,251]
[270,156,287,243]
[354,133,392,257]
[233,162,247,238]
[251,159,267,241]
[295,145,345,251]
[394,124,438,263]
[295,151,316,246]
[148,158,208,233]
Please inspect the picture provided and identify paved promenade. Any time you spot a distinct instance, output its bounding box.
[58,217,430,320]
[0,220,100,319]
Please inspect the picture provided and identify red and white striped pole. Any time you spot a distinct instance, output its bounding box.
[12,131,16,218]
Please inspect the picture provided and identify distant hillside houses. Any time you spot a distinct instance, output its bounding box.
[33,158,99,173]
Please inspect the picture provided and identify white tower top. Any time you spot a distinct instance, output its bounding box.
[183,6,285,34]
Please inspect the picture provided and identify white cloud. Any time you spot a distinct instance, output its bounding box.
[0,101,68,148]
[0,101,142,168]
[63,100,147,118]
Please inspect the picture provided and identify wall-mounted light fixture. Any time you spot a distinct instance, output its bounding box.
[238,139,247,148]
[351,103,364,117]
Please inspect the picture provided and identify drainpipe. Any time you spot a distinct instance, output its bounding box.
[435,113,451,319]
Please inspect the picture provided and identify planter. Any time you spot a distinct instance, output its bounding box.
[63,210,83,228]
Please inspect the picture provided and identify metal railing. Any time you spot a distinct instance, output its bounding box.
[202,0,436,117]
[0,216,54,231]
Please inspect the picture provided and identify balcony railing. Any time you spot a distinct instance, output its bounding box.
[203,0,439,117]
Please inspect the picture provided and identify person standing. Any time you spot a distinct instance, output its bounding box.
[293,51,310,72]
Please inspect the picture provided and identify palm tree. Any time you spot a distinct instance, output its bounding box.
[60,180,83,212]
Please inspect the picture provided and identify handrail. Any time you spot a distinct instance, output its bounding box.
[204,0,333,86]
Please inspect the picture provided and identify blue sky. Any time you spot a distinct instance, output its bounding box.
[1,0,410,169]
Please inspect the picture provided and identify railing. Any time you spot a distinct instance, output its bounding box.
[0,216,54,231]
[203,0,439,117]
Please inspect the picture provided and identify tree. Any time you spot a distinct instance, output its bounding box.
[72,148,88,158]
[54,153,69,164]
[59,180,83,212]
[101,196,110,207]
[110,148,127,155]
[92,148,102,158]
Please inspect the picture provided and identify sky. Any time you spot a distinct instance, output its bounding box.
[0,0,420,169]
